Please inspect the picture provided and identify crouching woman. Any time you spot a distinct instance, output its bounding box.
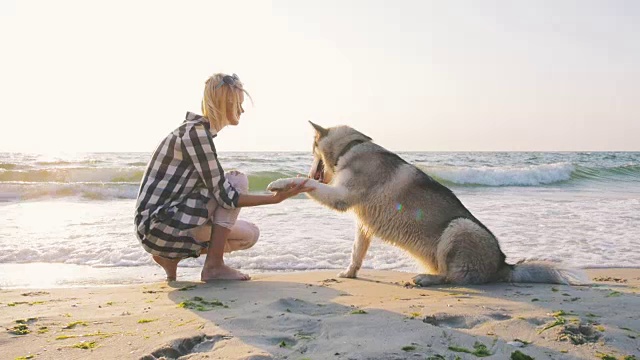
[134,73,309,281]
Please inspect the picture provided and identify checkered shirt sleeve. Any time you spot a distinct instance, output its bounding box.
[182,122,239,209]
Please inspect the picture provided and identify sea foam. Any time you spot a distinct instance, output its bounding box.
[421,163,575,186]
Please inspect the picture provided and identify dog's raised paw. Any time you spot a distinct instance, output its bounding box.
[266,178,292,192]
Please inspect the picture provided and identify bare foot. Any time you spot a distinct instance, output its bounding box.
[152,255,179,281]
[201,264,251,282]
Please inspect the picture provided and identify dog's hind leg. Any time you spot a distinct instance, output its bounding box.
[435,218,502,285]
[339,222,373,278]
[412,273,447,287]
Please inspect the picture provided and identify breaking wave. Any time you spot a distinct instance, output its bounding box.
[0,170,297,201]
[1,152,638,200]
[420,163,640,187]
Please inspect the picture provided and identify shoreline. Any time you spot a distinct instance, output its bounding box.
[2,262,640,290]
[1,268,639,359]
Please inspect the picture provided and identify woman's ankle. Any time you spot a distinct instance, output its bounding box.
[152,255,179,281]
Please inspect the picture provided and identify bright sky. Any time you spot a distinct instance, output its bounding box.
[1,0,639,152]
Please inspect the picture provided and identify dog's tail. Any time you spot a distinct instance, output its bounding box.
[503,261,590,285]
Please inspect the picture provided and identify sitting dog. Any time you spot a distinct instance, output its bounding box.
[268,122,588,286]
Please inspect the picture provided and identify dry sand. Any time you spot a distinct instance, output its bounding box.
[1,268,639,360]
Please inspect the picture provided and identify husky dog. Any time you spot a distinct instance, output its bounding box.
[268,122,588,286]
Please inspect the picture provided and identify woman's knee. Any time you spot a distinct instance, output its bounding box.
[226,171,249,194]
[247,222,260,247]
[234,221,260,251]
[241,224,260,250]
[225,222,260,252]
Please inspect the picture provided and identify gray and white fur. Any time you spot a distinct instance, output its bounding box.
[268,123,589,286]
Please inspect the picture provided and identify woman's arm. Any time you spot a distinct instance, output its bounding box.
[237,179,310,207]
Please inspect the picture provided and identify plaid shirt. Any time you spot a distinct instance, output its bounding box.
[134,112,239,257]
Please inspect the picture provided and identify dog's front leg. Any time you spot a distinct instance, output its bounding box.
[305,182,353,211]
[339,222,372,278]
[267,178,354,211]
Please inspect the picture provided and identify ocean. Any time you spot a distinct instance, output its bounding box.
[1,151,639,288]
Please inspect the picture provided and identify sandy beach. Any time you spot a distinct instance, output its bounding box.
[1,268,639,360]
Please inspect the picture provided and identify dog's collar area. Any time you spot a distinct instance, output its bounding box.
[334,139,366,167]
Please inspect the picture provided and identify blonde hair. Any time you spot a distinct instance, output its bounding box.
[201,73,252,131]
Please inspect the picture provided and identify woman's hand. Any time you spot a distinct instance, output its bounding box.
[273,179,313,203]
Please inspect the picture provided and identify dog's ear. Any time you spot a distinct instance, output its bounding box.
[309,121,329,138]
[355,129,372,141]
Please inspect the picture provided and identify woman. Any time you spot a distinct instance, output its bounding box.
[135,73,309,281]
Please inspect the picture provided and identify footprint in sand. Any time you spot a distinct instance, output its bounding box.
[524,317,547,326]
[140,334,231,359]
[422,312,512,329]
[271,297,348,316]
